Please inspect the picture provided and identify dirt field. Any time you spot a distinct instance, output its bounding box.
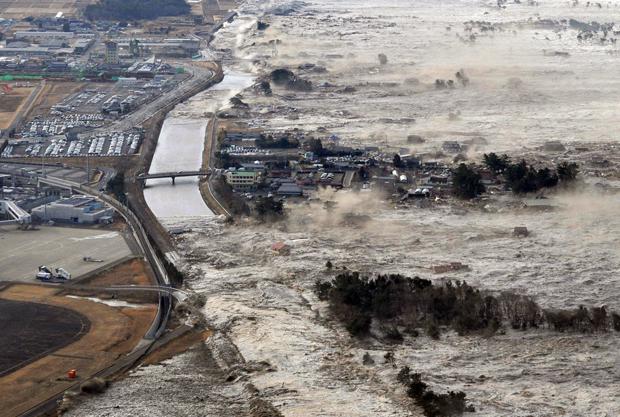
[81,258,154,287]
[0,0,95,18]
[0,283,156,417]
[0,298,89,376]
[0,87,35,129]
[28,81,86,119]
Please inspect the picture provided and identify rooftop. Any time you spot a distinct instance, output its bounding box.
[55,196,94,207]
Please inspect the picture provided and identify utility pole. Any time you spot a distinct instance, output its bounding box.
[86,152,90,185]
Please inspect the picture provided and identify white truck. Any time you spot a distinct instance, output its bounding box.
[35,266,71,281]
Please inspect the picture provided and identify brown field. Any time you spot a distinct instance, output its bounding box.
[80,257,154,287]
[0,87,35,129]
[29,81,86,119]
[0,284,156,417]
[0,0,95,18]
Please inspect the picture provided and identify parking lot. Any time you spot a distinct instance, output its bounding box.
[0,162,89,183]
[2,130,143,158]
[0,225,133,282]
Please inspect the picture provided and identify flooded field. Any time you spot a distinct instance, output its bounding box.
[228,0,620,153]
[70,0,620,416]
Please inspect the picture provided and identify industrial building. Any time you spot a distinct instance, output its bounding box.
[32,196,113,224]
[14,31,76,42]
[116,38,200,58]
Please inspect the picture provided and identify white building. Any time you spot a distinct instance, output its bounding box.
[32,196,113,224]
[225,169,262,190]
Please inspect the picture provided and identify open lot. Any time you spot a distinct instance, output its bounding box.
[0,225,133,282]
[0,162,90,183]
[0,87,36,130]
[29,81,87,120]
[0,0,95,19]
[0,283,156,416]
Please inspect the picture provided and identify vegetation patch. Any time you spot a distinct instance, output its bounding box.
[316,271,619,338]
[483,153,578,194]
[256,134,299,149]
[397,366,475,417]
[452,154,579,199]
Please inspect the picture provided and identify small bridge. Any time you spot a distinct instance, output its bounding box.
[137,170,211,185]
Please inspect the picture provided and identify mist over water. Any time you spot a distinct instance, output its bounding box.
[228,0,620,154]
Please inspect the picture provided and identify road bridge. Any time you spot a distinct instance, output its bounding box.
[137,169,211,185]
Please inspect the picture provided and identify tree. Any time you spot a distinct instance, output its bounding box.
[106,172,125,202]
[307,138,324,156]
[62,22,71,32]
[534,167,558,189]
[557,161,579,182]
[358,166,369,180]
[255,196,284,220]
[505,160,534,193]
[393,154,403,168]
[452,164,485,199]
[483,152,510,174]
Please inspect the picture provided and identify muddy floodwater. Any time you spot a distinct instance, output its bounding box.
[70,0,620,416]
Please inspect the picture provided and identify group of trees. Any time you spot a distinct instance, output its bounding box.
[483,152,579,194]
[315,271,620,339]
[305,138,363,158]
[106,172,125,202]
[452,154,579,199]
[84,0,190,20]
[397,367,474,417]
[254,196,284,221]
[256,134,299,149]
[452,164,485,199]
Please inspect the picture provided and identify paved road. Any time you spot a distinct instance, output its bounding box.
[204,116,231,217]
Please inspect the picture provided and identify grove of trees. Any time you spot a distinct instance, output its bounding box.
[397,366,475,417]
[452,164,485,199]
[316,271,620,339]
[482,152,579,194]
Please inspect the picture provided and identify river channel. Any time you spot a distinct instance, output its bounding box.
[143,70,254,221]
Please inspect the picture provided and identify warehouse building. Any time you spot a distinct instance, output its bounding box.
[32,196,113,224]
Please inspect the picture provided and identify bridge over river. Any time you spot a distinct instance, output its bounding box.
[137,169,212,185]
